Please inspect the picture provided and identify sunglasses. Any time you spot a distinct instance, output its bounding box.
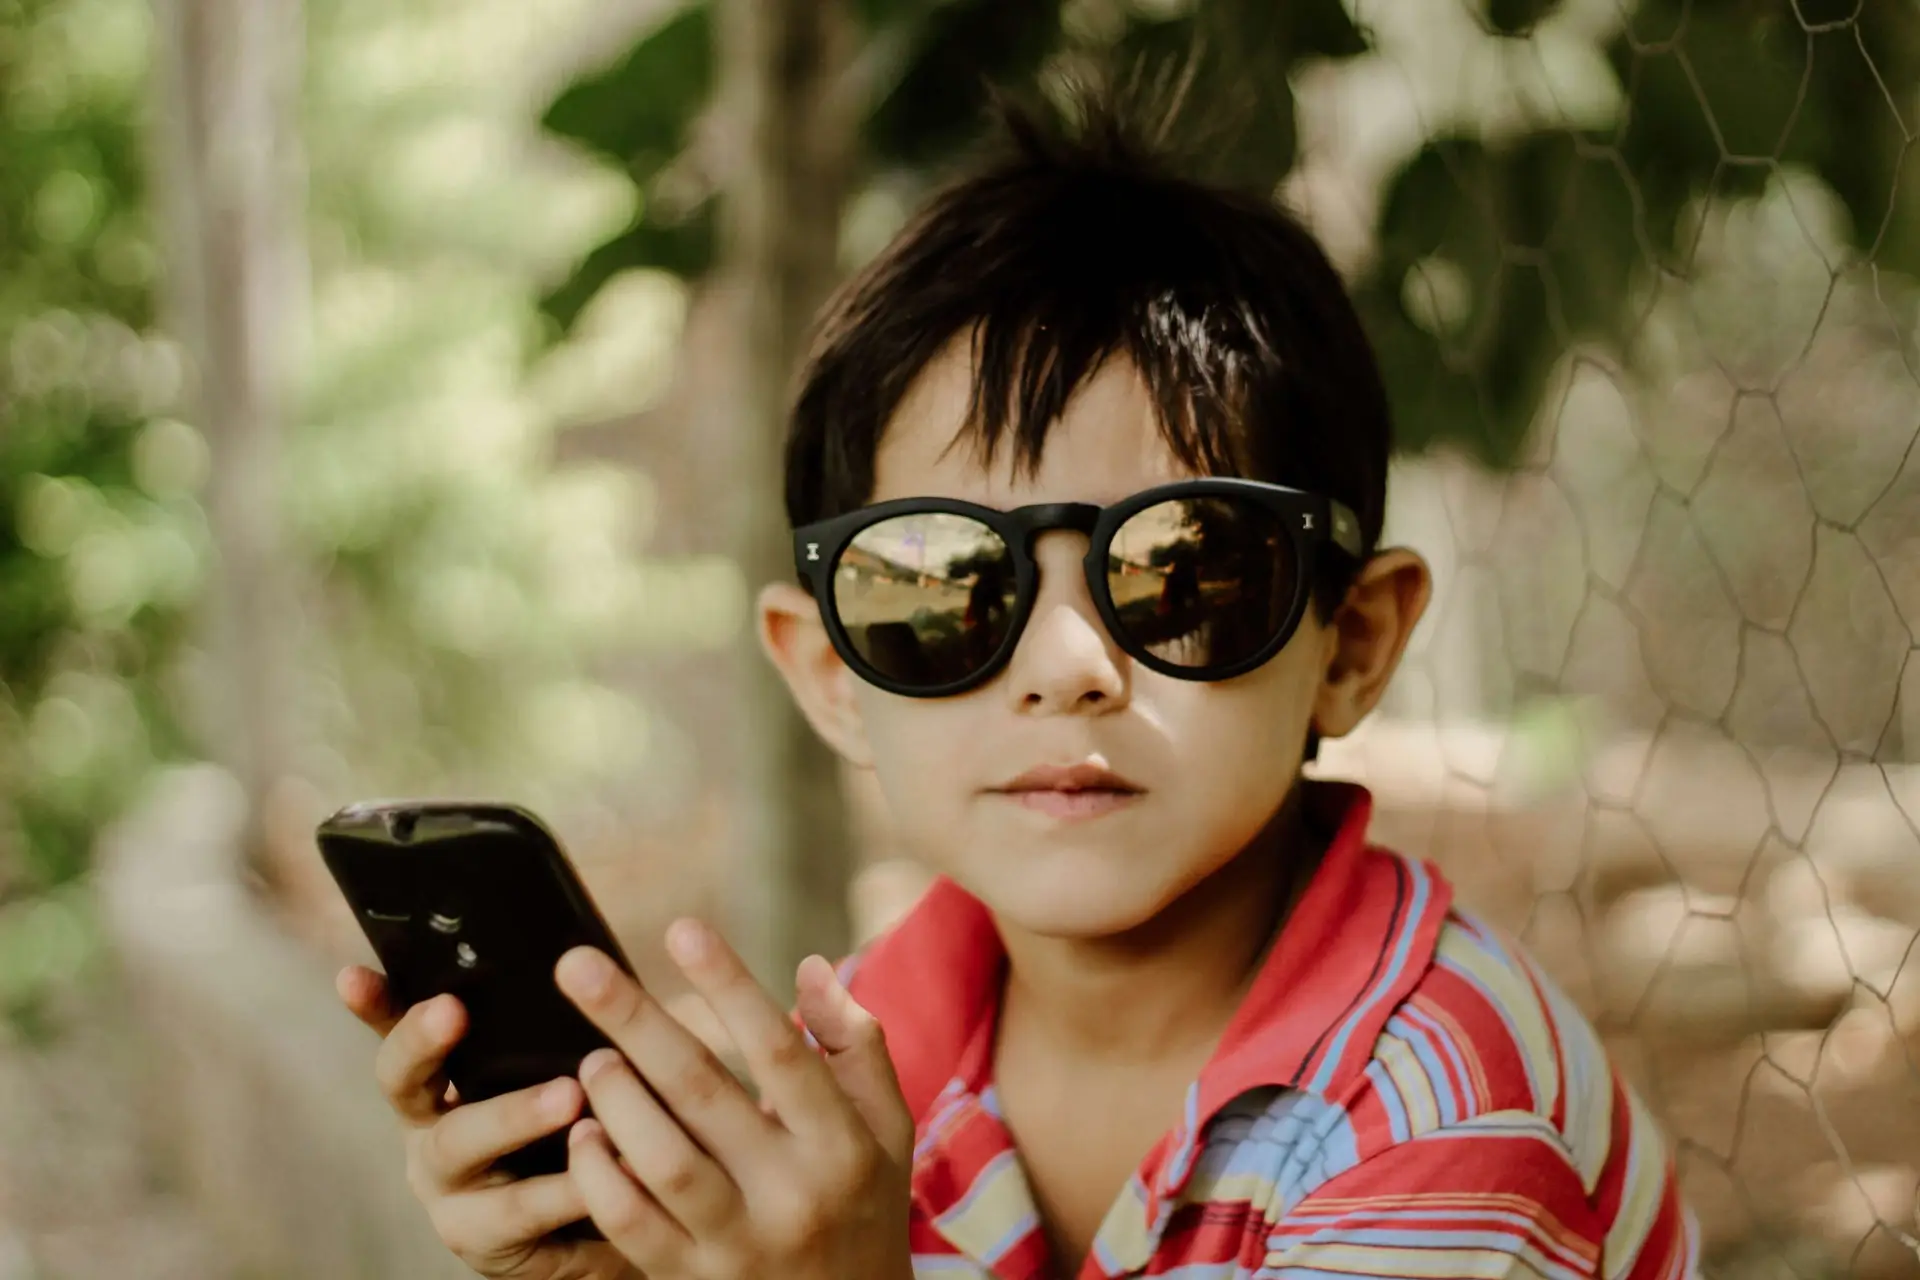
[791,478,1364,698]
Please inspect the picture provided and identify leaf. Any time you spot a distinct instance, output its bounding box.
[1102,0,1369,190]
[1261,0,1371,61]
[863,0,1065,170]
[541,207,715,331]
[1777,7,1920,277]
[1363,131,1643,465]
[1484,0,1563,38]
[542,4,713,179]
[538,4,719,327]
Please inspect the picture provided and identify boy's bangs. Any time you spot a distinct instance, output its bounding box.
[955,291,1261,485]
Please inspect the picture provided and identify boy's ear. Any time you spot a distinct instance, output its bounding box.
[1311,549,1432,743]
[757,582,874,769]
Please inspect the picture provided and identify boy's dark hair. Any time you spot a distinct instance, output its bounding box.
[783,74,1393,621]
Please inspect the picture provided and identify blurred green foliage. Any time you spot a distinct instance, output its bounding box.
[0,0,197,1021]
[0,0,749,1024]
[544,0,1920,467]
[1360,0,1920,462]
[294,0,742,814]
[540,6,715,325]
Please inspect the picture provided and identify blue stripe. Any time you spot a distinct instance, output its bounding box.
[1308,861,1433,1095]
[1089,1221,1133,1273]
[1162,1082,1203,1188]
[1366,1058,1412,1145]
[1196,1089,1316,1185]
[1387,1010,1463,1128]
[1270,1096,1362,1213]
[913,1078,973,1159]
[1403,1001,1476,1119]
[977,1204,1041,1265]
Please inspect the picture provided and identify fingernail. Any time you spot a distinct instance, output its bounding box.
[666,919,709,965]
[579,1047,622,1083]
[428,996,459,1038]
[559,948,613,998]
[568,1118,597,1147]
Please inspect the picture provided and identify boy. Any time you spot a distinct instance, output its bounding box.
[338,83,1697,1280]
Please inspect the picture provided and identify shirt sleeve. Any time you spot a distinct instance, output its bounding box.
[1257,1110,1688,1280]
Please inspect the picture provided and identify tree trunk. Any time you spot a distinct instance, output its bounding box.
[148,0,306,874]
[713,0,859,995]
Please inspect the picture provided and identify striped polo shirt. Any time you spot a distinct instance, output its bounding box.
[842,781,1699,1279]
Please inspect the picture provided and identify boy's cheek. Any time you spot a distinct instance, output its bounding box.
[861,700,970,777]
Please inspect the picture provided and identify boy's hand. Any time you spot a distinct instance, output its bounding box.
[336,967,637,1280]
[555,921,915,1280]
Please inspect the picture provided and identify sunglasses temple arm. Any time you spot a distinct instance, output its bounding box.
[1326,500,1364,559]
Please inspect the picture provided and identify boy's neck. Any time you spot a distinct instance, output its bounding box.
[994,781,1324,1067]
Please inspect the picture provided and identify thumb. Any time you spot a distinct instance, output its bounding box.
[794,954,914,1161]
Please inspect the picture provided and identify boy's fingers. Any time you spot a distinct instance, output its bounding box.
[375,994,465,1125]
[432,1171,591,1252]
[794,954,914,1162]
[336,965,400,1036]
[417,1078,584,1191]
[568,1119,691,1266]
[555,947,775,1166]
[575,1047,738,1232]
[661,921,848,1136]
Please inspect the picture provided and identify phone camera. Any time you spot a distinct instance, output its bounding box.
[428,911,462,935]
[454,942,478,969]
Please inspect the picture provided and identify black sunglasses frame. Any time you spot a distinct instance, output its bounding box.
[791,478,1366,698]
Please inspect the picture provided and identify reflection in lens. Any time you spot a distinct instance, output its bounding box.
[1106,497,1295,669]
[832,513,1017,687]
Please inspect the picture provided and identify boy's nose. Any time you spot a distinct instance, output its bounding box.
[1003,535,1130,715]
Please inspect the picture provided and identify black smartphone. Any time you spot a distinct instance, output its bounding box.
[317,800,634,1233]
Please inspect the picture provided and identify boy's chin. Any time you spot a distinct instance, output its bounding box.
[969,854,1196,941]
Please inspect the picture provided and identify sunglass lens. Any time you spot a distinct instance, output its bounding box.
[1106,496,1297,671]
[832,513,1018,689]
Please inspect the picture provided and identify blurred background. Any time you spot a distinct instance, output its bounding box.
[2,0,1918,1276]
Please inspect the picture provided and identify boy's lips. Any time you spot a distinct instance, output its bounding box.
[989,762,1144,821]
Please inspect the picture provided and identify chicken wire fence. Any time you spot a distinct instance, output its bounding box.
[1277,3,1920,1278]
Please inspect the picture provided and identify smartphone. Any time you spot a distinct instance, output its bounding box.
[317,800,634,1228]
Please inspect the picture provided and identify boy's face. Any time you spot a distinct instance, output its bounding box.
[760,342,1429,941]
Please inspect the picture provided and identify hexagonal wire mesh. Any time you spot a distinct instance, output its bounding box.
[1285,3,1920,1277]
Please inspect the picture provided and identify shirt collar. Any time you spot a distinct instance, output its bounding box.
[845,780,1454,1205]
